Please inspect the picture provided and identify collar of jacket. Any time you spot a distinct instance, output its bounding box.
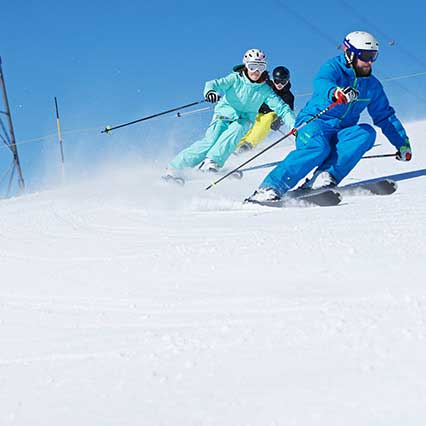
[242,68,269,83]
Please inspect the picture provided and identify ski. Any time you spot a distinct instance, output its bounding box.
[206,169,243,180]
[230,170,243,180]
[161,175,185,186]
[238,160,280,176]
[162,169,241,186]
[237,155,398,179]
[245,188,342,208]
[339,179,397,196]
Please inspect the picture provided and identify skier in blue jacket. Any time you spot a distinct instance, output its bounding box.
[246,31,412,203]
[164,49,295,182]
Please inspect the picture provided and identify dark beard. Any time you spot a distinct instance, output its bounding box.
[353,60,372,77]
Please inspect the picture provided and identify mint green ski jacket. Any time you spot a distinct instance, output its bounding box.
[204,71,295,129]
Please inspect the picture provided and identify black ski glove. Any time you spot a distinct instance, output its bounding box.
[270,117,283,131]
[205,91,220,103]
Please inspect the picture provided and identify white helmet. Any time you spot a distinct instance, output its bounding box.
[243,48,267,65]
[343,31,379,64]
[344,31,379,51]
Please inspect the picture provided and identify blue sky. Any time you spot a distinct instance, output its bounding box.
[1,0,425,192]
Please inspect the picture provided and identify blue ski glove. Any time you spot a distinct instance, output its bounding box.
[270,117,283,131]
[396,140,412,161]
[205,91,220,103]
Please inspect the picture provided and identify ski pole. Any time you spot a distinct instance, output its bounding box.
[238,152,397,176]
[205,99,342,191]
[176,106,212,118]
[101,100,206,134]
[362,153,396,159]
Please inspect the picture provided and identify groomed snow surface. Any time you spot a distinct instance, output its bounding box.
[1,120,426,425]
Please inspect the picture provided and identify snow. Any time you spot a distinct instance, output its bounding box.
[1,120,426,425]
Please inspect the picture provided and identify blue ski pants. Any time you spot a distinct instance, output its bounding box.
[260,121,377,195]
[169,117,250,169]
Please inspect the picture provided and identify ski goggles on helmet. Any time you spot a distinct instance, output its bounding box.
[246,62,266,73]
[356,49,379,62]
[345,42,379,63]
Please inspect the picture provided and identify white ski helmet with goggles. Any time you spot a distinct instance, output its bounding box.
[243,48,267,72]
[343,31,379,64]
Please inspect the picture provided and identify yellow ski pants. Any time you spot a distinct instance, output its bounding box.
[237,111,276,148]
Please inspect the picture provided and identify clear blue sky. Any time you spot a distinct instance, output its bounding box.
[1,0,425,191]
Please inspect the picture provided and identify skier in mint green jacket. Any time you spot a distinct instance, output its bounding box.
[164,49,295,181]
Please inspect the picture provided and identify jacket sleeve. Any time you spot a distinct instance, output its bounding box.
[313,61,342,102]
[204,73,237,97]
[263,88,296,130]
[367,79,409,149]
[285,91,295,111]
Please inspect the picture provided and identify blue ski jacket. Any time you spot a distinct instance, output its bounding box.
[204,71,295,130]
[297,54,409,149]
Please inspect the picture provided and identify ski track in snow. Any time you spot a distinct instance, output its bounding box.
[1,120,426,425]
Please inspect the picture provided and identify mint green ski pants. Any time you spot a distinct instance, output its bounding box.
[169,117,250,169]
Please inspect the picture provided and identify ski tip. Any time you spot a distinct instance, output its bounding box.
[384,179,398,192]
[296,188,342,207]
[161,175,185,186]
[231,171,243,180]
[242,198,283,208]
[242,189,342,208]
[372,178,397,195]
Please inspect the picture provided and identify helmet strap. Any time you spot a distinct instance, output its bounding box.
[344,49,355,67]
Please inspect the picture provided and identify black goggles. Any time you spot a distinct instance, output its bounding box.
[274,79,289,86]
[356,49,379,63]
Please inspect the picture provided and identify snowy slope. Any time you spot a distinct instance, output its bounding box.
[1,120,426,426]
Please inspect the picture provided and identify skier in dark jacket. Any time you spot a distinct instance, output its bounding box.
[236,66,295,154]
